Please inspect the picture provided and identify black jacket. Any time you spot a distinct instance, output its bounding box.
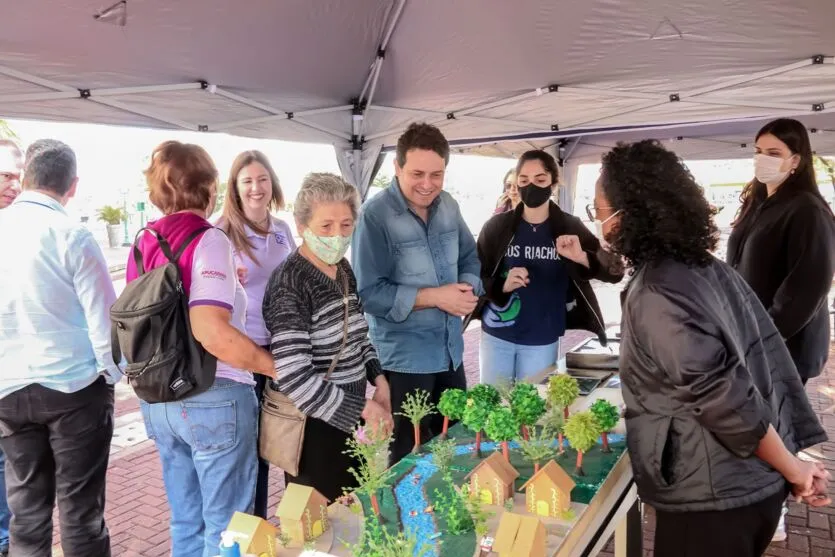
[471,201,624,343]
[727,189,835,381]
[621,258,826,513]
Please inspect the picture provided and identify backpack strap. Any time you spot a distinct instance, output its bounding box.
[132,226,209,276]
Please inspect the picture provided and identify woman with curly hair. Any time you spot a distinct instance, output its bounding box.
[598,139,829,557]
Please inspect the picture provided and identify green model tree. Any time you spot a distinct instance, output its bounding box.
[396,389,437,455]
[589,399,620,453]
[509,383,547,440]
[430,437,457,481]
[343,424,394,518]
[542,407,567,453]
[437,388,468,439]
[484,406,518,461]
[547,374,580,419]
[517,426,556,474]
[462,384,501,458]
[563,411,602,476]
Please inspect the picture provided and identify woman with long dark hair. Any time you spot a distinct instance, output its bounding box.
[216,150,296,518]
[728,118,834,385]
[600,139,829,557]
[726,118,835,541]
[476,150,622,384]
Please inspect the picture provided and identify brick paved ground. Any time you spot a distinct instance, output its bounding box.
[47,330,834,556]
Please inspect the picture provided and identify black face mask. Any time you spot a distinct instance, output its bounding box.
[518,184,552,208]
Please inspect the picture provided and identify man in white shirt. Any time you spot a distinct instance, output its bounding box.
[0,139,21,557]
[0,139,118,557]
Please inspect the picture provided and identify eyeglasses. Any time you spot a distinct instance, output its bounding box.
[585,203,614,222]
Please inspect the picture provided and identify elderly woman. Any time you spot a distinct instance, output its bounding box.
[596,139,829,557]
[127,141,274,557]
[263,172,393,500]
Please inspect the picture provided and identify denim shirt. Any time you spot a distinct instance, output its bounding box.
[352,181,482,374]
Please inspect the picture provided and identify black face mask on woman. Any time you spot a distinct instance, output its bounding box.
[518,184,552,208]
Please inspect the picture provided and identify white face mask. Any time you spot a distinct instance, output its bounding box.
[754,153,792,185]
[594,210,621,242]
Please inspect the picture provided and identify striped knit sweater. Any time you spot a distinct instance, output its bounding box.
[262,251,382,433]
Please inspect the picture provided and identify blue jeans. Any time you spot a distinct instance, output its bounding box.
[140,379,258,557]
[0,448,8,551]
[479,331,560,385]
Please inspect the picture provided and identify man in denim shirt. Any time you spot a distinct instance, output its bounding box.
[353,123,482,464]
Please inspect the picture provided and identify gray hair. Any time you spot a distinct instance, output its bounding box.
[24,139,77,195]
[293,172,360,226]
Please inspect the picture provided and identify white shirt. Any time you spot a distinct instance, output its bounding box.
[0,191,121,398]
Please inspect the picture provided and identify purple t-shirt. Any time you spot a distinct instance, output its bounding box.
[190,228,253,385]
[226,217,296,346]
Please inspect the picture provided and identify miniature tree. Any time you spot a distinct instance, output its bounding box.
[563,411,602,476]
[437,388,468,439]
[517,426,557,474]
[462,385,501,458]
[547,374,580,419]
[589,399,620,453]
[510,383,547,440]
[484,407,518,461]
[430,437,457,481]
[343,424,394,518]
[542,407,566,453]
[395,389,437,454]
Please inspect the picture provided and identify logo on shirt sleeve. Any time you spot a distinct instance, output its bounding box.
[201,270,227,280]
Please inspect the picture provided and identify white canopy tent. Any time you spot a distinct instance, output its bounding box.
[1,0,834,206]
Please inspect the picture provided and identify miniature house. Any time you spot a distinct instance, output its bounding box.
[519,460,576,517]
[275,483,330,546]
[464,451,520,506]
[224,512,279,557]
[493,512,546,557]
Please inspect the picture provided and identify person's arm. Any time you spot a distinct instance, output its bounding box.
[70,229,122,383]
[187,229,273,377]
[635,284,772,457]
[456,209,484,296]
[769,203,835,339]
[568,215,624,283]
[352,209,418,322]
[263,284,366,433]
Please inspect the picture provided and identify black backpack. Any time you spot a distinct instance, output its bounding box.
[110,227,217,403]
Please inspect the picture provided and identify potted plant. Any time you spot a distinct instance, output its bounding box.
[97,205,126,248]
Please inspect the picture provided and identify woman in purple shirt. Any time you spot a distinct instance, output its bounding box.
[216,150,296,519]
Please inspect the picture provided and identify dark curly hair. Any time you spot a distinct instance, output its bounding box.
[600,140,718,268]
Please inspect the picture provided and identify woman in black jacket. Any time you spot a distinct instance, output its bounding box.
[728,118,834,387]
[475,150,623,385]
[600,140,830,557]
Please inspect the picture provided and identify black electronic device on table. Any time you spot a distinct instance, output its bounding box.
[565,337,620,371]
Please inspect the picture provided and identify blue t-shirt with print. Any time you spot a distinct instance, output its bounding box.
[482,221,570,346]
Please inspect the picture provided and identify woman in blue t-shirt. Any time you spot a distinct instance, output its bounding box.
[475,150,623,384]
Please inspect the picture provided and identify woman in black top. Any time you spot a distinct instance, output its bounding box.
[727,118,835,386]
[600,140,829,557]
[475,150,623,385]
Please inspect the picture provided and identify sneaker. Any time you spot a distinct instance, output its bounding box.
[772,506,787,542]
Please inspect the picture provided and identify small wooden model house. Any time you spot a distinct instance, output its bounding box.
[519,459,575,517]
[465,451,520,506]
[224,512,279,557]
[493,512,546,557]
[275,483,330,546]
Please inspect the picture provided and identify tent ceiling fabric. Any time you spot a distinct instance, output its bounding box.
[1,0,835,188]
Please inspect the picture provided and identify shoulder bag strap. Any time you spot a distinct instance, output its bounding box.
[324,268,351,380]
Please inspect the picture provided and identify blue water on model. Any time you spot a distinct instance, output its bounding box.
[392,434,625,556]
